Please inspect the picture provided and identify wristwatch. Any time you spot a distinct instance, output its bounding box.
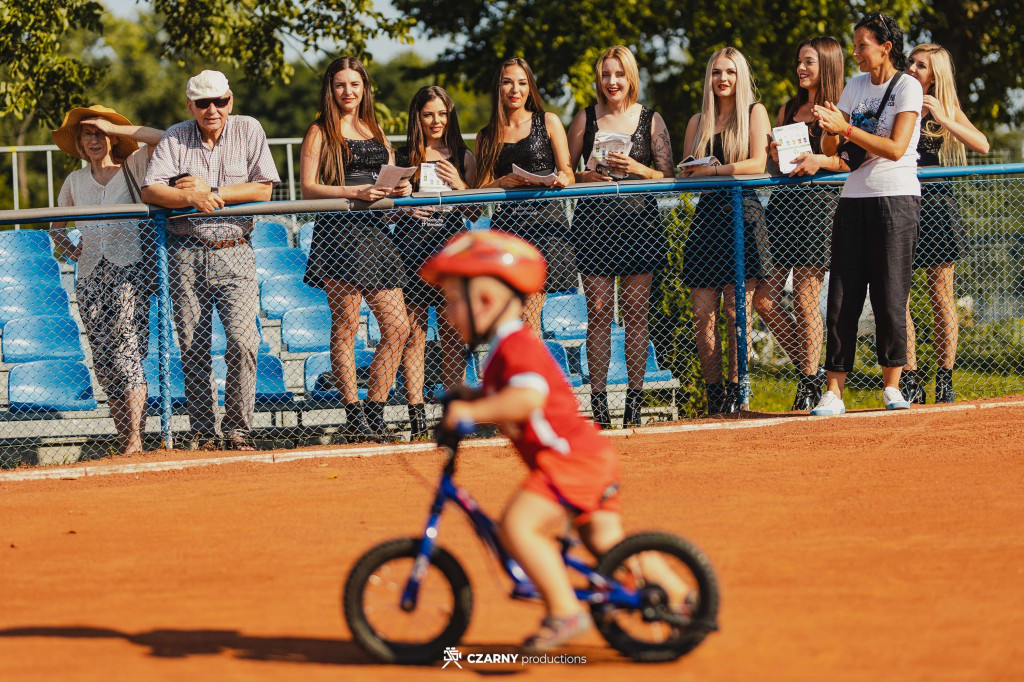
[211,186,220,195]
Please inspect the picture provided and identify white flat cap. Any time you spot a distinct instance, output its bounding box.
[186,70,231,100]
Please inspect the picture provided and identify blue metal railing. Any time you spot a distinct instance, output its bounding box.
[1,161,1022,439]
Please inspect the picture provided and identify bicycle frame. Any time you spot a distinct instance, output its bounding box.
[399,459,643,613]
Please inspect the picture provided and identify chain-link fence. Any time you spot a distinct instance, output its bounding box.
[1,165,1022,465]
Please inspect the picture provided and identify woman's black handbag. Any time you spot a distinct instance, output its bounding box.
[839,72,903,171]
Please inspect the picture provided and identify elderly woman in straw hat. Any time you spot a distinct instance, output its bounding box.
[49,105,163,455]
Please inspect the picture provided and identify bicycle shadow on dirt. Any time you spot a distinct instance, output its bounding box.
[0,626,618,669]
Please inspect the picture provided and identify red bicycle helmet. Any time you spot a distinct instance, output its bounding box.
[419,230,547,295]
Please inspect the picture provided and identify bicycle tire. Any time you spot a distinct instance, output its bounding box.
[592,531,720,662]
[343,537,473,664]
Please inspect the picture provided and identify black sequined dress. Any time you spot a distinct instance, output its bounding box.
[305,137,407,290]
[572,105,667,276]
[915,113,965,268]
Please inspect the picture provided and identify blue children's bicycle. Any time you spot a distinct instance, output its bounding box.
[343,424,720,664]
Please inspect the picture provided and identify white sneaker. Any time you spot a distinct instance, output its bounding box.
[810,391,845,415]
[883,387,910,410]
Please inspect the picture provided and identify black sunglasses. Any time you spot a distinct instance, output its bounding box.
[192,96,231,110]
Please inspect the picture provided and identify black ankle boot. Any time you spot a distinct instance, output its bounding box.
[590,390,611,429]
[409,403,428,440]
[623,388,644,428]
[365,400,398,442]
[337,401,373,443]
[900,369,927,404]
[705,383,726,416]
[935,367,955,403]
[792,372,821,411]
[724,382,741,413]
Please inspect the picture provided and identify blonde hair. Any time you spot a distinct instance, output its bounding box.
[595,46,640,107]
[691,47,759,165]
[911,44,966,166]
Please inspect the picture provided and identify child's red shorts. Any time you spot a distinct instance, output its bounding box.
[521,446,621,525]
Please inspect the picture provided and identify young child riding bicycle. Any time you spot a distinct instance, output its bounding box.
[420,230,688,652]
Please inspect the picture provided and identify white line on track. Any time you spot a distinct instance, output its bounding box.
[2,399,1020,483]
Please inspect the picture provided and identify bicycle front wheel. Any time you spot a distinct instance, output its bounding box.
[592,531,720,662]
[343,538,473,664]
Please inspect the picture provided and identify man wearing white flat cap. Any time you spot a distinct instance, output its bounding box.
[142,69,281,451]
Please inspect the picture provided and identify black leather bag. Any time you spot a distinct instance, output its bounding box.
[839,72,903,171]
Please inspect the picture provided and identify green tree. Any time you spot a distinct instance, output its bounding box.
[909,0,1024,127]
[0,0,104,127]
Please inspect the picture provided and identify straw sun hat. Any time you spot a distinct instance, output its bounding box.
[51,105,139,160]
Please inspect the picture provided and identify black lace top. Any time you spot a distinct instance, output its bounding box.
[917,113,943,167]
[394,145,467,190]
[494,111,555,177]
[344,137,390,185]
[580,105,655,170]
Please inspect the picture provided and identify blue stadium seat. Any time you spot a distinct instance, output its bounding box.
[298,221,314,254]
[252,219,292,249]
[143,355,188,411]
[424,353,480,401]
[464,216,491,231]
[280,305,366,354]
[541,293,589,340]
[0,257,62,289]
[426,306,439,341]
[8,359,98,413]
[367,311,381,345]
[253,247,307,283]
[0,229,53,259]
[580,331,675,385]
[0,285,71,330]
[303,350,372,404]
[1,314,84,364]
[545,341,584,387]
[260,275,328,320]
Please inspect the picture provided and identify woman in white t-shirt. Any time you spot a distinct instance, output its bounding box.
[810,13,923,415]
[50,105,163,455]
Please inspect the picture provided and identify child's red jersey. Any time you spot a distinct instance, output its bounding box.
[481,319,619,515]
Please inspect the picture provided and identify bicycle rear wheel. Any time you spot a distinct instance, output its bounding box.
[343,538,473,664]
[592,531,719,662]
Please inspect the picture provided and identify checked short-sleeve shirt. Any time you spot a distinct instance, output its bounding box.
[143,115,281,240]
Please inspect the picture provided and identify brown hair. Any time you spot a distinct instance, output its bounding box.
[314,56,389,186]
[783,37,845,123]
[475,58,546,187]
[405,86,469,181]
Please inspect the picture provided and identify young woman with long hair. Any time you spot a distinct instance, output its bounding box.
[901,43,989,404]
[300,56,412,442]
[812,13,924,415]
[394,85,477,437]
[566,45,674,428]
[678,47,771,414]
[474,57,576,333]
[758,36,847,411]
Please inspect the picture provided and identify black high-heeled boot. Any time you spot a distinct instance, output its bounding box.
[409,403,429,440]
[365,400,398,443]
[935,367,955,403]
[792,373,820,411]
[724,382,741,413]
[705,383,726,416]
[900,369,927,404]
[623,388,644,428]
[336,401,373,443]
[590,390,611,429]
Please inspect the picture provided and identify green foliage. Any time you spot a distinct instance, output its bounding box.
[149,0,414,84]
[0,0,105,127]
[909,0,1024,128]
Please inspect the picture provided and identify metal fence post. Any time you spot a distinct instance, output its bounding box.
[730,186,750,408]
[152,212,174,449]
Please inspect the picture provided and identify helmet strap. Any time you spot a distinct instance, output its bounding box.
[461,277,520,357]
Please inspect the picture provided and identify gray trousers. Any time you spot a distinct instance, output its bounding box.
[169,240,260,438]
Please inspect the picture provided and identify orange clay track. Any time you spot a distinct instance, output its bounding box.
[2,398,1024,682]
